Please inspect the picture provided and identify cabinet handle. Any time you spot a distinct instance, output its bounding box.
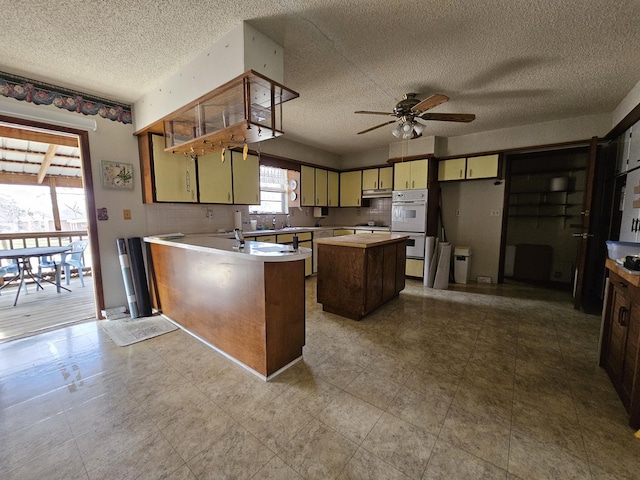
[469,169,473,177]
[380,181,383,188]
[412,180,415,188]
[619,307,629,327]
[405,181,408,188]
[459,169,463,178]
[228,192,231,202]
[618,281,628,288]
[374,181,378,188]
[357,198,360,206]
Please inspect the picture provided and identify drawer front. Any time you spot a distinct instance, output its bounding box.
[297,232,312,241]
[277,234,295,243]
[255,235,276,243]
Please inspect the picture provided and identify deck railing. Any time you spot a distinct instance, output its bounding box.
[0,231,92,282]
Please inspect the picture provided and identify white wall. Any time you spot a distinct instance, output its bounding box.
[340,147,388,170]
[258,137,341,169]
[440,179,506,282]
[86,116,145,308]
[444,113,611,157]
[133,22,284,131]
[613,79,640,127]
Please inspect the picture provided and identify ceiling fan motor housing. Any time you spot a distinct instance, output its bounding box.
[393,93,420,116]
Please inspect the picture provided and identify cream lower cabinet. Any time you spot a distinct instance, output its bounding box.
[328,171,339,207]
[198,150,233,203]
[406,258,424,278]
[394,159,428,190]
[300,240,312,275]
[232,151,260,205]
[152,134,197,202]
[340,170,362,206]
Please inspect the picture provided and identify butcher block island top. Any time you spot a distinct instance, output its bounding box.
[314,232,409,249]
[316,233,409,320]
[144,234,311,380]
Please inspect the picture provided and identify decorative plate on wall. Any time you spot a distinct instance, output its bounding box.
[101,160,134,189]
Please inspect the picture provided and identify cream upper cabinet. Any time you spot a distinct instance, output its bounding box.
[340,170,362,206]
[152,134,197,202]
[198,150,233,203]
[232,151,260,205]
[301,165,315,206]
[362,168,379,190]
[438,158,466,181]
[315,168,328,206]
[327,170,339,207]
[363,167,394,190]
[394,159,428,190]
[393,162,411,190]
[466,154,500,179]
[379,167,393,189]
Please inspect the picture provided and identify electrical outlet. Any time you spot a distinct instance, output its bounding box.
[477,276,492,284]
[123,209,131,220]
[456,209,461,217]
[490,209,501,216]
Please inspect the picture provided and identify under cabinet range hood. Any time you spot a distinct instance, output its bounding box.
[362,188,392,198]
[162,70,299,156]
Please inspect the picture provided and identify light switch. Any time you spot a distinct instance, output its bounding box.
[123,209,132,220]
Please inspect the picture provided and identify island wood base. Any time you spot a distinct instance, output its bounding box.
[147,242,305,378]
[316,233,407,320]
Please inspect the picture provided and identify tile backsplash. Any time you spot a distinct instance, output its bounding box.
[144,197,392,235]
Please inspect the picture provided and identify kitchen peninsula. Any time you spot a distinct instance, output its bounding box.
[144,234,311,379]
[316,233,408,320]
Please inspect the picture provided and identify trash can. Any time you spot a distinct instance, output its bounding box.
[454,246,472,284]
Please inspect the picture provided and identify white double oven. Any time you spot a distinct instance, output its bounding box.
[391,189,428,261]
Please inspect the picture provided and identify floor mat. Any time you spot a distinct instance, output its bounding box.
[101,315,177,346]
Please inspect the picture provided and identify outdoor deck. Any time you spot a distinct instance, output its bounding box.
[0,275,96,342]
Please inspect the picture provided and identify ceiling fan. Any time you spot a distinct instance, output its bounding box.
[355,93,475,139]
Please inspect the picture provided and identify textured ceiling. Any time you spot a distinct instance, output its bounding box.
[0,0,639,156]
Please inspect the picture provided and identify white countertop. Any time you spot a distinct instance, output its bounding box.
[207,225,391,237]
[144,233,312,262]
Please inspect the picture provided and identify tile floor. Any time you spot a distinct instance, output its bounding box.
[1,278,640,479]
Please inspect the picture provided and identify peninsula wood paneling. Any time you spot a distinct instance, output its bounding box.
[148,242,305,377]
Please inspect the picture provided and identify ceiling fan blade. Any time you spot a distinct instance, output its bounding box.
[357,120,398,135]
[355,110,395,116]
[419,112,476,123]
[411,94,449,113]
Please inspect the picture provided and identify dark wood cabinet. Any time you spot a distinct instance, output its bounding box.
[316,233,407,320]
[601,263,640,428]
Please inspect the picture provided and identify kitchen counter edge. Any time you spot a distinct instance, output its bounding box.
[144,234,312,263]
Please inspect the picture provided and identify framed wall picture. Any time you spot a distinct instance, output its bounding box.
[101,161,133,189]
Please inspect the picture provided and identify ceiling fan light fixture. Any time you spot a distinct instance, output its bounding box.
[391,124,403,138]
[413,121,424,136]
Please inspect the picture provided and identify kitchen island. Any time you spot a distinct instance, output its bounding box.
[144,234,311,379]
[316,233,408,320]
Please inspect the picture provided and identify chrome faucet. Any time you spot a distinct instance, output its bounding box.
[286,214,291,228]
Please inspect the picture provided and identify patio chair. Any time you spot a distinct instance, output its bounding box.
[0,260,20,295]
[38,241,89,287]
